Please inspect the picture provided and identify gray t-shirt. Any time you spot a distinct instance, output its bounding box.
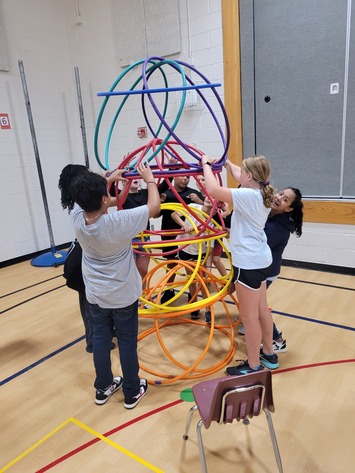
[230,187,272,269]
[71,204,149,308]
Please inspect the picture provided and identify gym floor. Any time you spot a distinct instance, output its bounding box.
[1,259,354,472]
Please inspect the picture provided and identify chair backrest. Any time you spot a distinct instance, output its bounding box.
[192,370,275,429]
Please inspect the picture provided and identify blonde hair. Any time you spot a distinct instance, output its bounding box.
[243,155,274,208]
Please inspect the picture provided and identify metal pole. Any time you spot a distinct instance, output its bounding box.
[74,66,90,167]
[18,59,66,266]
[19,60,55,247]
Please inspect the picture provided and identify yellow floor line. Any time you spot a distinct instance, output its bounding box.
[0,417,164,473]
[0,418,72,472]
[71,417,164,472]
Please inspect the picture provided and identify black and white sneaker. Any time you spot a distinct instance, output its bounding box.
[95,376,123,405]
[261,335,287,354]
[273,337,287,353]
[190,310,200,320]
[161,289,175,304]
[124,379,149,409]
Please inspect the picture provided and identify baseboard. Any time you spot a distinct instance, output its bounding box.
[0,242,71,269]
[220,252,354,276]
[2,247,354,276]
[281,259,355,276]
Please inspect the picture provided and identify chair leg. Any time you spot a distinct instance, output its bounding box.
[264,409,284,473]
[196,419,208,473]
[183,404,198,440]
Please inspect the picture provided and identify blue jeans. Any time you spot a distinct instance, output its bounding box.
[78,291,93,350]
[89,300,140,400]
[267,280,282,340]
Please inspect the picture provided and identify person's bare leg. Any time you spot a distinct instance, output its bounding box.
[258,282,274,354]
[204,253,214,292]
[166,261,177,285]
[212,255,227,277]
[235,282,262,369]
[185,265,197,299]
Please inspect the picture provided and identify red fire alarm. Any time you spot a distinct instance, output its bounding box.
[0,113,11,130]
[137,126,148,139]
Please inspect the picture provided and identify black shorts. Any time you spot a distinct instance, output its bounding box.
[160,234,178,259]
[178,250,206,262]
[232,265,270,290]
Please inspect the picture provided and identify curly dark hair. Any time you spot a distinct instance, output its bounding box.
[287,187,303,237]
[72,173,108,213]
[58,164,89,212]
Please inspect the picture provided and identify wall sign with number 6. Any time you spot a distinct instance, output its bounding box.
[0,113,11,129]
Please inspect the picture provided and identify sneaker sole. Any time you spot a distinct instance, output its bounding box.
[95,398,111,405]
[226,368,251,376]
[124,383,148,409]
[225,366,264,376]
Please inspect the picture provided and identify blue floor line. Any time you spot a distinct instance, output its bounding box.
[272,310,355,332]
[221,293,355,331]
[0,336,85,386]
[2,298,354,387]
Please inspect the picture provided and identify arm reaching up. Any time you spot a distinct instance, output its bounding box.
[224,159,242,182]
[136,162,160,218]
[201,155,233,204]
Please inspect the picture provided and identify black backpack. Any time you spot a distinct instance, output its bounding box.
[63,240,85,292]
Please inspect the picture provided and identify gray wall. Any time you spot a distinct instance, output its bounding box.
[240,0,354,198]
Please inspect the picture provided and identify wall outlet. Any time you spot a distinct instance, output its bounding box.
[330,82,339,95]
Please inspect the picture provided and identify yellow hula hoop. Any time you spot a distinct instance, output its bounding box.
[132,201,239,383]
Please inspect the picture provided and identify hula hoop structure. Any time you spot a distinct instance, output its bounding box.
[94,57,239,384]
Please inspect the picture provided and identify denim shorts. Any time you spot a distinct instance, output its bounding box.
[132,236,150,258]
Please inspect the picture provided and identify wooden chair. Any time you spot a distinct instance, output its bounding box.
[183,370,283,472]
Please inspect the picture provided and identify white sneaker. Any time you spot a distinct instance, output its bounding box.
[95,376,123,405]
[273,338,287,353]
[143,303,154,309]
[124,379,148,409]
[238,322,287,353]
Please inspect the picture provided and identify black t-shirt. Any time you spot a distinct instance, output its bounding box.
[110,179,170,230]
[161,186,203,231]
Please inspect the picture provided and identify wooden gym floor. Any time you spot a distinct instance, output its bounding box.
[1,258,355,472]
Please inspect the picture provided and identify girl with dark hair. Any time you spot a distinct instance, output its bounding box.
[263,187,304,352]
[58,164,89,211]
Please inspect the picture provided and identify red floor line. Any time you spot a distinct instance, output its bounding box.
[36,358,355,472]
[273,358,355,375]
[35,399,183,473]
